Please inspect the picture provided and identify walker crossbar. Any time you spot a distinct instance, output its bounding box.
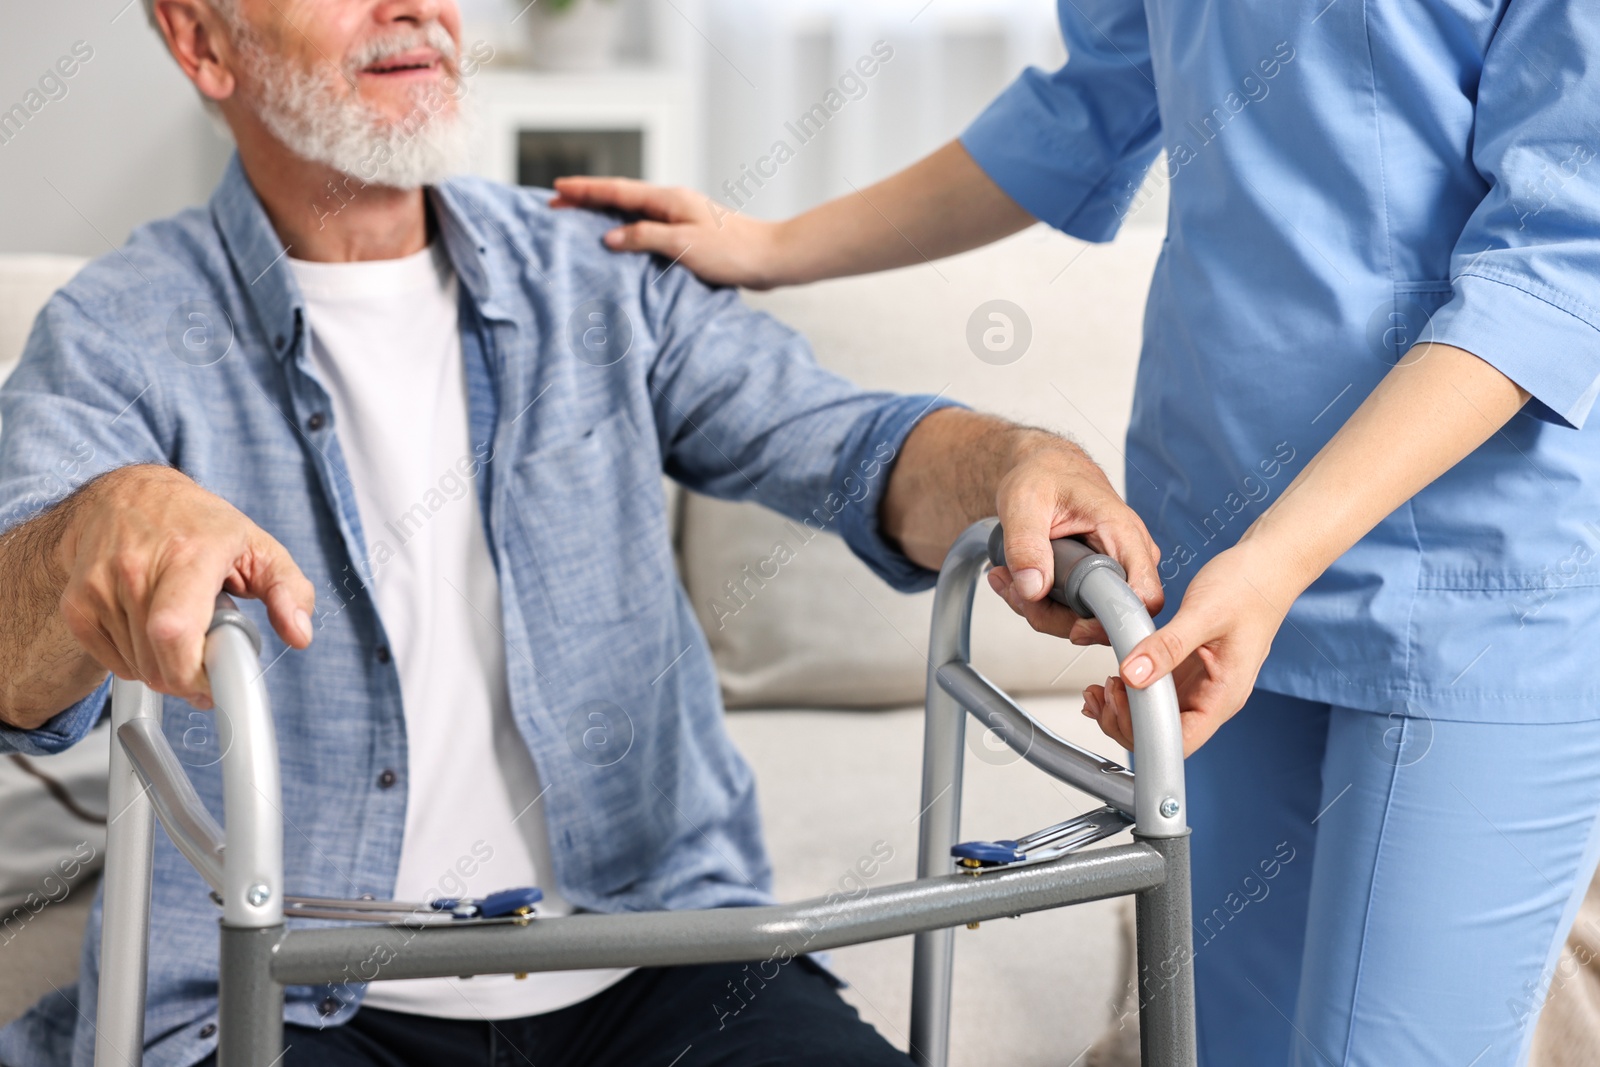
[934,660,1137,815]
[115,717,226,893]
[93,520,1196,1067]
[265,844,1166,985]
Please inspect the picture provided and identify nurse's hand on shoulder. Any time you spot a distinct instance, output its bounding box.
[1080,543,1299,756]
[550,177,785,290]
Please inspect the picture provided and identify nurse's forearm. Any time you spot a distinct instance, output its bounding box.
[1238,343,1531,597]
[555,140,1036,289]
[1103,344,1531,751]
[770,141,1035,285]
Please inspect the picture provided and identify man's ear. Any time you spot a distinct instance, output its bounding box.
[153,0,238,104]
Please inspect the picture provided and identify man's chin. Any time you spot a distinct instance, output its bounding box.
[360,77,456,114]
[246,70,474,191]
[347,116,473,191]
[374,99,464,133]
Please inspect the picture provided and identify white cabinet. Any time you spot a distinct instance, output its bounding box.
[468,68,701,191]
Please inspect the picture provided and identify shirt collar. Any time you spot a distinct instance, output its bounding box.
[209,153,509,362]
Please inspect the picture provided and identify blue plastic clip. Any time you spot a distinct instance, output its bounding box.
[951,840,1025,866]
[478,886,544,918]
[951,807,1134,872]
[430,886,544,920]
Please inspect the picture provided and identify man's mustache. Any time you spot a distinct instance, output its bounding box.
[346,23,459,78]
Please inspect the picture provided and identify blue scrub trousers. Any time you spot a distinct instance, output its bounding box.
[1187,690,1600,1066]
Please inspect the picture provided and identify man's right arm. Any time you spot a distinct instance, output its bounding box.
[0,464,316,731]
[0,483,113,730]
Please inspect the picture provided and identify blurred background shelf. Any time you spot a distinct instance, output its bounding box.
[469,67,700,188]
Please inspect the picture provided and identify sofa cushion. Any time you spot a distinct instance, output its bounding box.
[0,724,108,914]
[0,725,108,1028]
[680,226,1163,707]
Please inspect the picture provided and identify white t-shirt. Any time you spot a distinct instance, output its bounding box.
[288,245,632,1019]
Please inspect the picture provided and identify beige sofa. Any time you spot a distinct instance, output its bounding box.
[0,228,1588,1065]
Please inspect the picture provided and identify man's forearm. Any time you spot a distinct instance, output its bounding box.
[0,492,108,730]
[771,141,1035,286]
[879,409,1041,569]
[880,407,1164,625]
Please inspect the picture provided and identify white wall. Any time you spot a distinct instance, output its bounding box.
[0,6,233,256]
[0,0,681,257]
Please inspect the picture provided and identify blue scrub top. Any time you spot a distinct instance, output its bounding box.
[963,0,1600,720]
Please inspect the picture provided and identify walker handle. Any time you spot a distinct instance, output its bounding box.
[984,525,1127,618]
[983,522,1185,838]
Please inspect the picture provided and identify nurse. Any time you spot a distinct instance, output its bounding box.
[557,2,1600,1063]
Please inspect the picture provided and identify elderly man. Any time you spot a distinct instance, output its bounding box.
[0,2,1160,1065]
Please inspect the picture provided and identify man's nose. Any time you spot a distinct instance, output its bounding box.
[372,0,450,28]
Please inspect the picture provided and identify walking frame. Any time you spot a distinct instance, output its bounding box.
[93,518,1196,1066]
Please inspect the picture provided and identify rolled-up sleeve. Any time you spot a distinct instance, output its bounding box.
[642,268,962,592]
[0,677,109,757]
[0,292,171,530]
[0,292,170,754]
[960,0,1162,242]
[1422,0,1600,428]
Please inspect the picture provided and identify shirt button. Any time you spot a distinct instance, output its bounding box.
[377,768,397,789]
[375,645,392,664]
[274,333,286,350]
[306,412,326,432]
[199,1023,217,1039]
[318,996,340,1017]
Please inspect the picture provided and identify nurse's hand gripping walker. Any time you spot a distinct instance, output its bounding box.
[94,519,1196,1067]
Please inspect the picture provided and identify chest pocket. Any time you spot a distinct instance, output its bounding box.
[508,409,675,627]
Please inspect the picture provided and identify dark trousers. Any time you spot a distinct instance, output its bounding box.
[196,958,913,1067]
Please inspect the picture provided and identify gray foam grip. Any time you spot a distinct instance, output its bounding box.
[985,523,1127,618]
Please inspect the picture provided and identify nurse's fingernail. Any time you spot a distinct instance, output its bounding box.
[1124,656,1152,684]
[1013,568,1045,599]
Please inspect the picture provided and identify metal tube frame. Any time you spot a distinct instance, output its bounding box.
[94,678,160,1067]
[269,845,1168,984]
[934,660,1137,816]
[95,522,1195,1067]
[908,519,1195,1066]
[116,717,225,893]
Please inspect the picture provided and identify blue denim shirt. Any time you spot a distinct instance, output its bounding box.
[0,157,951,1067]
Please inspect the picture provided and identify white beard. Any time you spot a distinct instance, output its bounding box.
[232,20,474,190]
